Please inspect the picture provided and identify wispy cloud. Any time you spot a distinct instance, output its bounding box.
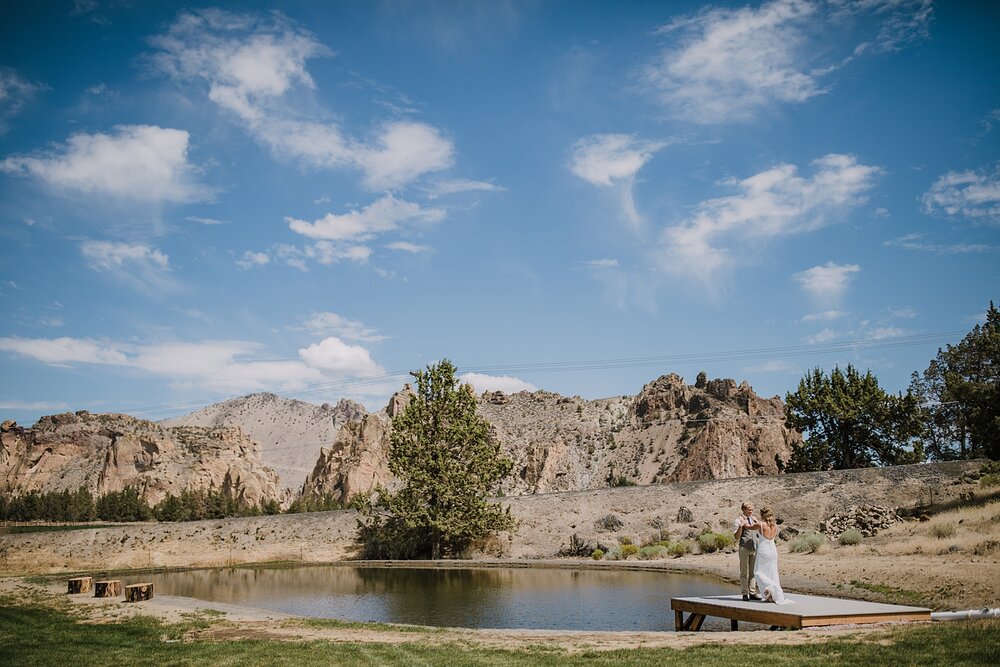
[921,163,1000,224]
[794,262,861,305]
[884,232,998,254]
[658,154,880,293]
[643,0,934,123]
[80,240,178,293]
[1,125,211,203]
[286,194,445,242]
[804,328,838,344]
[458,372,537,395]
[801,309,847,322]
[586,258,619,269]
[569,134,667,228]
[236,250,270,269]
[185,215,228,225]
[294,312,387,343]
[148,9,454,190]
[386,241,431,254]
[0,399,70,412]
[0,334,387,396]
[0,67,43,133]
[426,178,505,199]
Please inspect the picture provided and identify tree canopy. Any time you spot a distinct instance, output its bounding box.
[785,364,925,472]
[356,360,514,559]
[910,302,1000,461]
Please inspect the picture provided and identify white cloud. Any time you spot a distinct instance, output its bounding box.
[426,179,505,199]
[586,258,619,269]
[459,373,537,395]
[1,125,210,203]
[148,10,454,190]
[297,312,386,343]
[569,134,666,187]
[236,250,270,269]
[186,216,228,225]
[286,194,445,242]
[801,310,846,322]
[658,154,880,292]
[645,0,823,123]
[794,262,861,304]
[0,335,388,396]
[0,399,69,412]
[387,241,431,254]
[867,326,906,340]
[0,68,43,133]
[804,328,838,344]
[299,336,383,377]
[80,241,177,293]
[884,232,998,254]
[838,0,934,53]
[921,164,1000,224]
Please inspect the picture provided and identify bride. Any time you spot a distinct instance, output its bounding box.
[748,507,793,604]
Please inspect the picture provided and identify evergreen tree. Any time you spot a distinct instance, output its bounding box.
[357,360,514,559]
[785,364,925,471]
[910,302,1000,460]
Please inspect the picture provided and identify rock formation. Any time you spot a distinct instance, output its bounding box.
[0,412,285,508]
[301,373,800,503]
[161,392,366,490]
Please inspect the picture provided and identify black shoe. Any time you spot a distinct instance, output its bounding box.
[750,594,762,601]
[742,595,749,601]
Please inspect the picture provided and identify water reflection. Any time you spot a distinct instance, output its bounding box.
[148,565,732,631]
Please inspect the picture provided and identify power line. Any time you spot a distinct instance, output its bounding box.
[102,329,965,420]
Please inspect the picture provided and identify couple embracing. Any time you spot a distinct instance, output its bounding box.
[733,501,792,605]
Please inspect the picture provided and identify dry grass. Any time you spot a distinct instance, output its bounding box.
[870,499,1000,557]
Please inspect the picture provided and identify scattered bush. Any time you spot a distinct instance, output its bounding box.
[620,544,639,559]
[618,536,633,546]
[838,528,863,546]
[638,545,669,560]
[602,546,622,560]
[668,540,693,557]
[591,549,605,560]
[696,530,734,553]
[930,522,957,539]
[558,533,594,557]
[790,532,826,553]
[980,474,1000,487]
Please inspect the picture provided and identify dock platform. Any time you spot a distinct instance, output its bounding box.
[671,593,931,631]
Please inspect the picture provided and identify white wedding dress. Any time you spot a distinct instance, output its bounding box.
[753,532,792,604]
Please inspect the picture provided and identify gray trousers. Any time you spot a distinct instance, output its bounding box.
[739,545,757,595]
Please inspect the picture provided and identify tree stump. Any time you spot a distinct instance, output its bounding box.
[67,577,93,594]
[94,580,123,598]
[124,582,153,602]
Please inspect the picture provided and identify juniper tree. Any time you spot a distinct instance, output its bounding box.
[357,359,514,559]
[785,364,925,471]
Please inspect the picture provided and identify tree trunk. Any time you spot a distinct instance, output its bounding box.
[125,582,153,602]
[94,580,122,597]
[67,577,93,594]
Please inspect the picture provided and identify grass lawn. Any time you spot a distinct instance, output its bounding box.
[0,602,997,666]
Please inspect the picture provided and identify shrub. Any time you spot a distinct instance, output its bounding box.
[602,546,622,560]
[618,536,633,546]
[558,533,594,557]
[713,532,735,551]
[591,549,604,560]
[980,474,1000,487]
[696,531,734,553]
[930,522,956,539]
[668,540,693,557]
[620,544,639,559]
[790,532,826,553]
[838,528,863,546]
[638,545,669,560]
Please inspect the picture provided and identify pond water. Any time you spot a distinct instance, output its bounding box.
[146,565,734,631]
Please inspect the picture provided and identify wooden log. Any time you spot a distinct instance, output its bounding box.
[67,577,93,594]
[124,582,153,602]
[94,580,123,598]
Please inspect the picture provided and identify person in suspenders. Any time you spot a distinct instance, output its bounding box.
[733,501,761,601]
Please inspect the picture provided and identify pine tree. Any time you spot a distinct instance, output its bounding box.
[357,360,514,559]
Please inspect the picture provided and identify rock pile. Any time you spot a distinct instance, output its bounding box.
[820,504,900,537]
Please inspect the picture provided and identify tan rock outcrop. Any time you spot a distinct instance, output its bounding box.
[0,411,285,508]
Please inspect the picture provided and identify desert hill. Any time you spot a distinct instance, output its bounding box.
[160,393,366,490]
[0,412,284,508]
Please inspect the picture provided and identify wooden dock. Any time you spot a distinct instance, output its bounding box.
[671,593,931,631]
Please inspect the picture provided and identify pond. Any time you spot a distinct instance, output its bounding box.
[146,564,734,631]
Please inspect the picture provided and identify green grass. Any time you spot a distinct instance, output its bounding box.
[2,524,120,534]
[0,602,998,666]
[850,580,926,604]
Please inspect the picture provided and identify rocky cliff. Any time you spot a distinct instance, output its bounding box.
[0,412,285,508]
[300,373,800,504]
[160,392,366,490]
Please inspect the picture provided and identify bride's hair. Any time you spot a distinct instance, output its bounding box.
[759,507,776,525]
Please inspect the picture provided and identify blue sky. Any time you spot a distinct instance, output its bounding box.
[1,0,997,424]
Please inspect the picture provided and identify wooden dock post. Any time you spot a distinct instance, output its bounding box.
[67,577,93,594]
[94,580,123,598]
[124,582,153,602]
